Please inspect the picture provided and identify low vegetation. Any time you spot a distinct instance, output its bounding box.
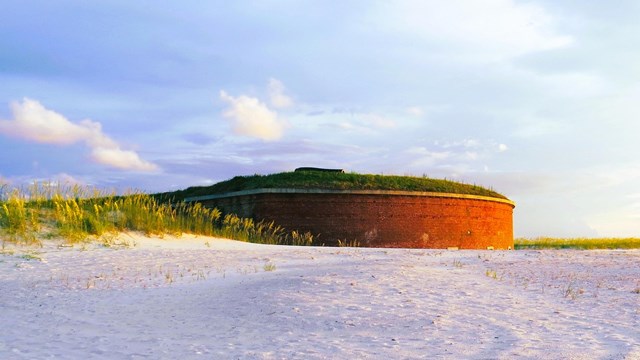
[515,237,640,250]
[0,183,314,247]
[337,239,361,247]
[7,180,638,251]
[158,170,509,201]
[485,269,500,280]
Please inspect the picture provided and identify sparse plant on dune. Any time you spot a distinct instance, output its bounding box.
[19,252,42,261]
[563,277,584,300]
[337,239,360,247]
[485,269,500,280]
[287,230,315,246]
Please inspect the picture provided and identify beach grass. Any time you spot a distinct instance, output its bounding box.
[0,182,314,247]
[515,237,640,250]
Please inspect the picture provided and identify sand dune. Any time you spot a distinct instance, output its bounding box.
[1,234,639,359]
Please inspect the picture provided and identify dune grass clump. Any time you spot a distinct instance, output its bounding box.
[216,216,314,246]
[515,237,640,250]
[0,187,41,246]
[0,182,314,247]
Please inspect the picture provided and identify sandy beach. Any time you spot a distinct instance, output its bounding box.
[1,234,639,359]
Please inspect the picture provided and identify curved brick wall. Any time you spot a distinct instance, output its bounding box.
[187,189,515,249]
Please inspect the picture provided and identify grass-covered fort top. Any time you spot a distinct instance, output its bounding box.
[167,170,509,201]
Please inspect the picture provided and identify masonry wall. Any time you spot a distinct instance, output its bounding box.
[194,190,515,249]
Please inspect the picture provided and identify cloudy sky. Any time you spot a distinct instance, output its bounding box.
[1,1,639,238]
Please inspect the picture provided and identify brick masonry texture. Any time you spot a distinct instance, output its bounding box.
[197,191,514,249]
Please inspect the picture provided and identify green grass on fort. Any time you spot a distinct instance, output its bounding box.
[160,170,509,202]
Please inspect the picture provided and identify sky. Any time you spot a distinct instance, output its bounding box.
[1,1,639,238]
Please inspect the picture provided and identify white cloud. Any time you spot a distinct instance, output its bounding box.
[219,90,285,141]
[406,106,424,117]
[462,139,480,148]
[465,151,479,160]
[369,0,572,60]
[0,98,158,172]
[320,112,396,135]
[32,173,86,188]
[437,138,481,149]
[90,147,157,172]
[267,78,293,109]
[360,113,396,129]
[337,122,357,131]
[400,147,453,175]
[51,173,85,186]
[405,146,451,161]
[0,98,93,145]
[400,138,511,174]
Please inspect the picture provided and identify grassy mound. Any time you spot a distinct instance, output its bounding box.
[162,170,509,201]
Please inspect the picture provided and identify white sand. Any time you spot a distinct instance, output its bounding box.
[1,233,639,359]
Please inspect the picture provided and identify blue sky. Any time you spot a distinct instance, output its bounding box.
[1,1,639,238]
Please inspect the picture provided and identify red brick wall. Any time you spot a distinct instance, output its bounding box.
[198,191,514,249]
